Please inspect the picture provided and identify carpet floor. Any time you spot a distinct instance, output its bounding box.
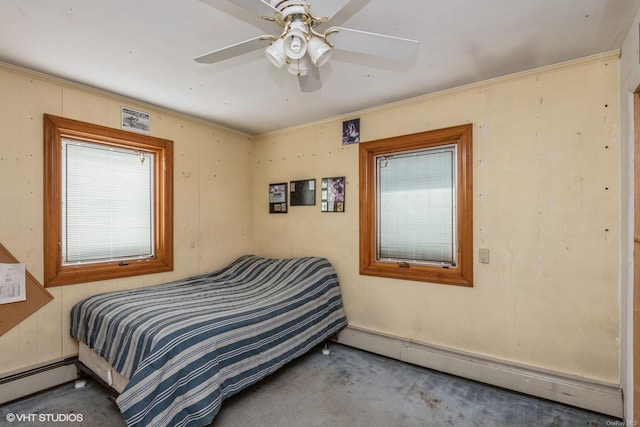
[0,343,621,426]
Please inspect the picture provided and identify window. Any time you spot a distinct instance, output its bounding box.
[359,124,473,286]
[44,114,173,286]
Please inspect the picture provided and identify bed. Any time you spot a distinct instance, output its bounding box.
[70,255,348,427]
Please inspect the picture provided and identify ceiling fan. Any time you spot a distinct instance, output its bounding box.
[194,0,419,91]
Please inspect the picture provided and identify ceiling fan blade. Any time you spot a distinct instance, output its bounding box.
[314,0,371,29]
[194,36,270,64]
[226,0,279,17]
[308,0,352,22]
[326,27,418,61]
[298,65,322,93]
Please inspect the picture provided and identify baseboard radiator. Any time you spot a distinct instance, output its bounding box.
[335,325,623,418]
[0,357,78,405]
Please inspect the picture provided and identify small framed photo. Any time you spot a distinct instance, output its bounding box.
[122,107,150,134]
[321,177,345,212]
[269,183,288,213]
[290,179,316,206]
[342,118,360,145]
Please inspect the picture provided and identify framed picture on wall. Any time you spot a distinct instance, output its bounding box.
[121,107,150,134]
[321,177,345,212]
[290,179,316,206]
[269,183,288,213]
[342,118,360,145]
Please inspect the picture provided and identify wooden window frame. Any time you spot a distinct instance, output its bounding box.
[43,114,174,287]
[359,124,473,286]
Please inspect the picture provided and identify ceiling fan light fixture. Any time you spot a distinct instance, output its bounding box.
[283,25,308,59]
[287,56,309,76]
[307,36,332,67]
[265,38,287,68]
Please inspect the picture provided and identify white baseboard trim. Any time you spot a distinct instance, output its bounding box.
[335,326,623,418]
[0,358,78,405]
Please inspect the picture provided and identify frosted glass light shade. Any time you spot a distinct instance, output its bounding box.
[307,37,332,67]
[265,38,287,68]
[283,28,307,59]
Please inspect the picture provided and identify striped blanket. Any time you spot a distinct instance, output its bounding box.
[70,255,347,427]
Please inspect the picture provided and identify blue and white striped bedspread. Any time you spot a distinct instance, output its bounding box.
[70,255,348,427]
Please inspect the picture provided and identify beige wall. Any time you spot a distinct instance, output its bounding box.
[252,53,621,384]
[0,64,254,375]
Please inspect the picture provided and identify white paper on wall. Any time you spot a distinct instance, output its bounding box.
[0,263,26,304]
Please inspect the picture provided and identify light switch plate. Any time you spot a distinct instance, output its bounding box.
[479,248,490,264]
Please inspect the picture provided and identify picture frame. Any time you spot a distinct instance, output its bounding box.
[269,183,288,213]
[121,107,150,134]
[290,179,316,206]
[321,177,345,212]
[342,118,360,145]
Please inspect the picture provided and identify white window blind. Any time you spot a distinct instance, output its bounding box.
[61,138,154,265]
[376,145,457,265]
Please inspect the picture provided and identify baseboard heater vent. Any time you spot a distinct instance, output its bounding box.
[0,357,78,405]
[335,326,623,418]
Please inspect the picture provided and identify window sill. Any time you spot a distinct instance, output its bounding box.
[359,260,473,287]
[45,257,173,287]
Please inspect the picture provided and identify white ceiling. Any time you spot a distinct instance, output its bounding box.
[0,0,637,135]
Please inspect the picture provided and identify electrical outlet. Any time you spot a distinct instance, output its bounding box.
[479,248,490,264]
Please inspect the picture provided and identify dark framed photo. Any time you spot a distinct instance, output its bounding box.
[321,177,345,212]
[290,179,316,206]
[342,118,360,145]
[269,183,288,213]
